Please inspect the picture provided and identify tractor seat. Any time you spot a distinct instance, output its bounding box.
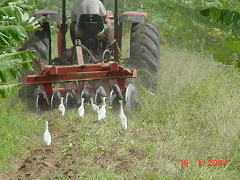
[77,14,108,37]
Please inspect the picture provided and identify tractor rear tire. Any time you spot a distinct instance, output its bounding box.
[21,22,51,66]
[18,22,51,110]
[129,22,160,89]
[27,84,40,112]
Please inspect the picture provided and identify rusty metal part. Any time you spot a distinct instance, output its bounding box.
[26,62,136,98]
[75,39,84,65]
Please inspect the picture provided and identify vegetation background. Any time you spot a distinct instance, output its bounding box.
[1,0,240,179]
[33,0,240,66]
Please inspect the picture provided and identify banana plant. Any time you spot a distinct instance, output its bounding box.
[134,0,240,65]
[200,6,240,51]
[0,0,39,98]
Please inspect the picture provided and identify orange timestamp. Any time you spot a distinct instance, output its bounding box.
[180,159,228,166]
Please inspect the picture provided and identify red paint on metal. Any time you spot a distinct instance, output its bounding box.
[45,63,119,75]
[26,69,136,84]
[122,11,148,17]
[26,62,136,99]
[43,83,53,98]
[117,79,126,95]
[132,69,137,77]
[109,62,119,71]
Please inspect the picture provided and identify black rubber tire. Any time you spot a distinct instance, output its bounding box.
[129,22,160,88]
[27,84,40,112]
[18,22,51,108]
[21,22,51,66]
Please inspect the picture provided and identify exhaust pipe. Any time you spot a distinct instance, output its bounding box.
[114,0,120,61]
[61,0,66,60]
[114,0,119,41]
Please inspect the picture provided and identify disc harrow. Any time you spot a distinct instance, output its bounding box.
[26,62,137,112]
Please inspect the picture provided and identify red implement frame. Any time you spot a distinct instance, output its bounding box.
[26,62,136,98]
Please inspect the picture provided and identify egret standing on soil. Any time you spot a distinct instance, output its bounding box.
[119,100,127,130]
[43,121,51,146]
[59,97,65,116]
[78,97,85,118]
[98,96,106,120]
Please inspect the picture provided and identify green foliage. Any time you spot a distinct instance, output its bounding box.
[0,51,35,94]
[136,0,240,65]
[36,0,75,13]
[0,1,38,52]
[0,97,42,170]
[0,59,32,82]
[200,8,239,26]
[200,6,240,52]
[0,25,27,46]
[102,0,240,64]
[0,50,35,61]
[0,83,22,98]
[0,0,38,98]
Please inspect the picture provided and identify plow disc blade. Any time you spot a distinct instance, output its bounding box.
[95,86,107,105]
[125,84,137,112]
[81,87,90,103]
[66,89,78,109]
[51,90,62,110]
[36,90,49,111]
[110,84,123,110]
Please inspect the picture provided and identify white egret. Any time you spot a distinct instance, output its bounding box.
[98,96,106,120]
[90,97,99,113]
[58,97,65,116]
[78,97,85,118]
[119,100,127,130]
[43,121,51,146]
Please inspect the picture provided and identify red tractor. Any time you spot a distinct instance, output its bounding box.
[19,0,160,112]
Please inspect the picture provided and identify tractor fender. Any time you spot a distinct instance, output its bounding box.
[120,11,147,23]
[34,10,59,23]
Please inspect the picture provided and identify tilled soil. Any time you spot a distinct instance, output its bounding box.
[0,121,81,180]
[0,118,147,180]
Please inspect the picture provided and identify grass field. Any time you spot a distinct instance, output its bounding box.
[1,46,240,179]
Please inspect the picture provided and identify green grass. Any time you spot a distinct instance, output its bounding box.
[0,98,43,170]
[1,46,240,179]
